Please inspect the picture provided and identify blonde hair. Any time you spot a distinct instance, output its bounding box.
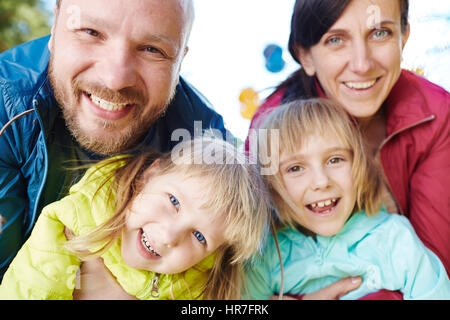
[65,136,271,300]
[257,98,384,229]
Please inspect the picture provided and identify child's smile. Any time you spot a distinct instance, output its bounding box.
[138,228,161,259]
[280,132,356,236]
[121,170,226,274]
[305,197,340,217]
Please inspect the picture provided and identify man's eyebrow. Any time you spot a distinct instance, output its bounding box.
[78,15,176,47]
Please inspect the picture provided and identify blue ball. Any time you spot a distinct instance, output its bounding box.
[263,44,285,73]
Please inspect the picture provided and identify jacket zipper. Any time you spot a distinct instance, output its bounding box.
[376,115,436,215]
[150,274,160,298]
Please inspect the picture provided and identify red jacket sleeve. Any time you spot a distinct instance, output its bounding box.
[244,90,285,154]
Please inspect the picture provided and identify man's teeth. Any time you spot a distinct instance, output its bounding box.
[141,231,160,256]
[344,80,376,89]
[88,93,129,111]
[310,198,337,209]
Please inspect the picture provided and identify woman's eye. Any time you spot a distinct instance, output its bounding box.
[169,194,180,210]
[327,36,343,45]
[373,30,390,39]
[193,231,206,244]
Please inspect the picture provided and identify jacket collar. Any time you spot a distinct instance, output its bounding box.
[383,70,436,137]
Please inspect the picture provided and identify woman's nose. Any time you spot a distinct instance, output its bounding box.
[349,40,374,74]
[96,43,138,91]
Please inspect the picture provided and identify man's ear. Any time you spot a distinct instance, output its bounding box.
[297,46,316,76]
[48,5,59,52]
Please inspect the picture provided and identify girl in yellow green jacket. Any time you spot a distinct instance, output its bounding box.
[0,137,272,300]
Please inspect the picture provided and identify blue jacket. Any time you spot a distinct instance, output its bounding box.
[244,210,450,300]
[0,36,229,279]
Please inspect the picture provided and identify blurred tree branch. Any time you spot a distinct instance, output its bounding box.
[0,0,51,52]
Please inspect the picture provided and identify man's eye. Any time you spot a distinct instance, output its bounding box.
[145,46,164,55]
[169,194,180,210]
[84,29,99,37]
[193,231,206,244]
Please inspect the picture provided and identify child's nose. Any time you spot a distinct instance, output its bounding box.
[159,224,183,248]
[310,168,330,191]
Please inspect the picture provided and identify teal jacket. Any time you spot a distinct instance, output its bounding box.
[0,36,230,280]
[244,210,450,300]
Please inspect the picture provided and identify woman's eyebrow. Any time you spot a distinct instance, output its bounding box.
[368,20,397,29]
[326,20,397,34]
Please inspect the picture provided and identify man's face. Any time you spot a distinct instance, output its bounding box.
[48,0,190,154]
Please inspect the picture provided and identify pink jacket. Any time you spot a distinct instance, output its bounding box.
[246,70,450,275]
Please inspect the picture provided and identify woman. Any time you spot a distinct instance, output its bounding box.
[246,0,449,298]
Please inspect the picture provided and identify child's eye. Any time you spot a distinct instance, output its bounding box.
[287,165,304,173]
[328,157,345,165]
[193,231,206,244]
[169,194,180,210]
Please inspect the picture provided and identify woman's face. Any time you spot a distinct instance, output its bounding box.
[298,0,410,120]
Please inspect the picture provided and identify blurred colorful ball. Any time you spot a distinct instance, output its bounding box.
[239,88,260,120]
[263,44,285,73]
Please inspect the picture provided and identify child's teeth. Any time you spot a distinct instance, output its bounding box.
[141,231,159,255]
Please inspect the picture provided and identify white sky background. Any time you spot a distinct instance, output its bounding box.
[45,0,450,141]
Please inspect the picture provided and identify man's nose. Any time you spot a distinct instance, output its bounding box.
[96,43,138,91]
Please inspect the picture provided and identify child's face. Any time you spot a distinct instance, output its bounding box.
[121,169,227,274]
[279,133,356,236]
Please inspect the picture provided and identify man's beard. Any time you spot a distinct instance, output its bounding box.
[48,55,175,155]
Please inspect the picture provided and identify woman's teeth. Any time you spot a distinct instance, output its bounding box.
[344,79,376,90]
[88,93,129,111]
[141,231,160,256]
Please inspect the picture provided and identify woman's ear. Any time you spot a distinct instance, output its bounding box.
[297,46,316,76]
[401,23,410,49]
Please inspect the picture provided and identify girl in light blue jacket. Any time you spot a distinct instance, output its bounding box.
[244,98,450,300]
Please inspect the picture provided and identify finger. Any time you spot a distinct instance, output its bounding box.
[64,227,75,240]
[326,277,362,299]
